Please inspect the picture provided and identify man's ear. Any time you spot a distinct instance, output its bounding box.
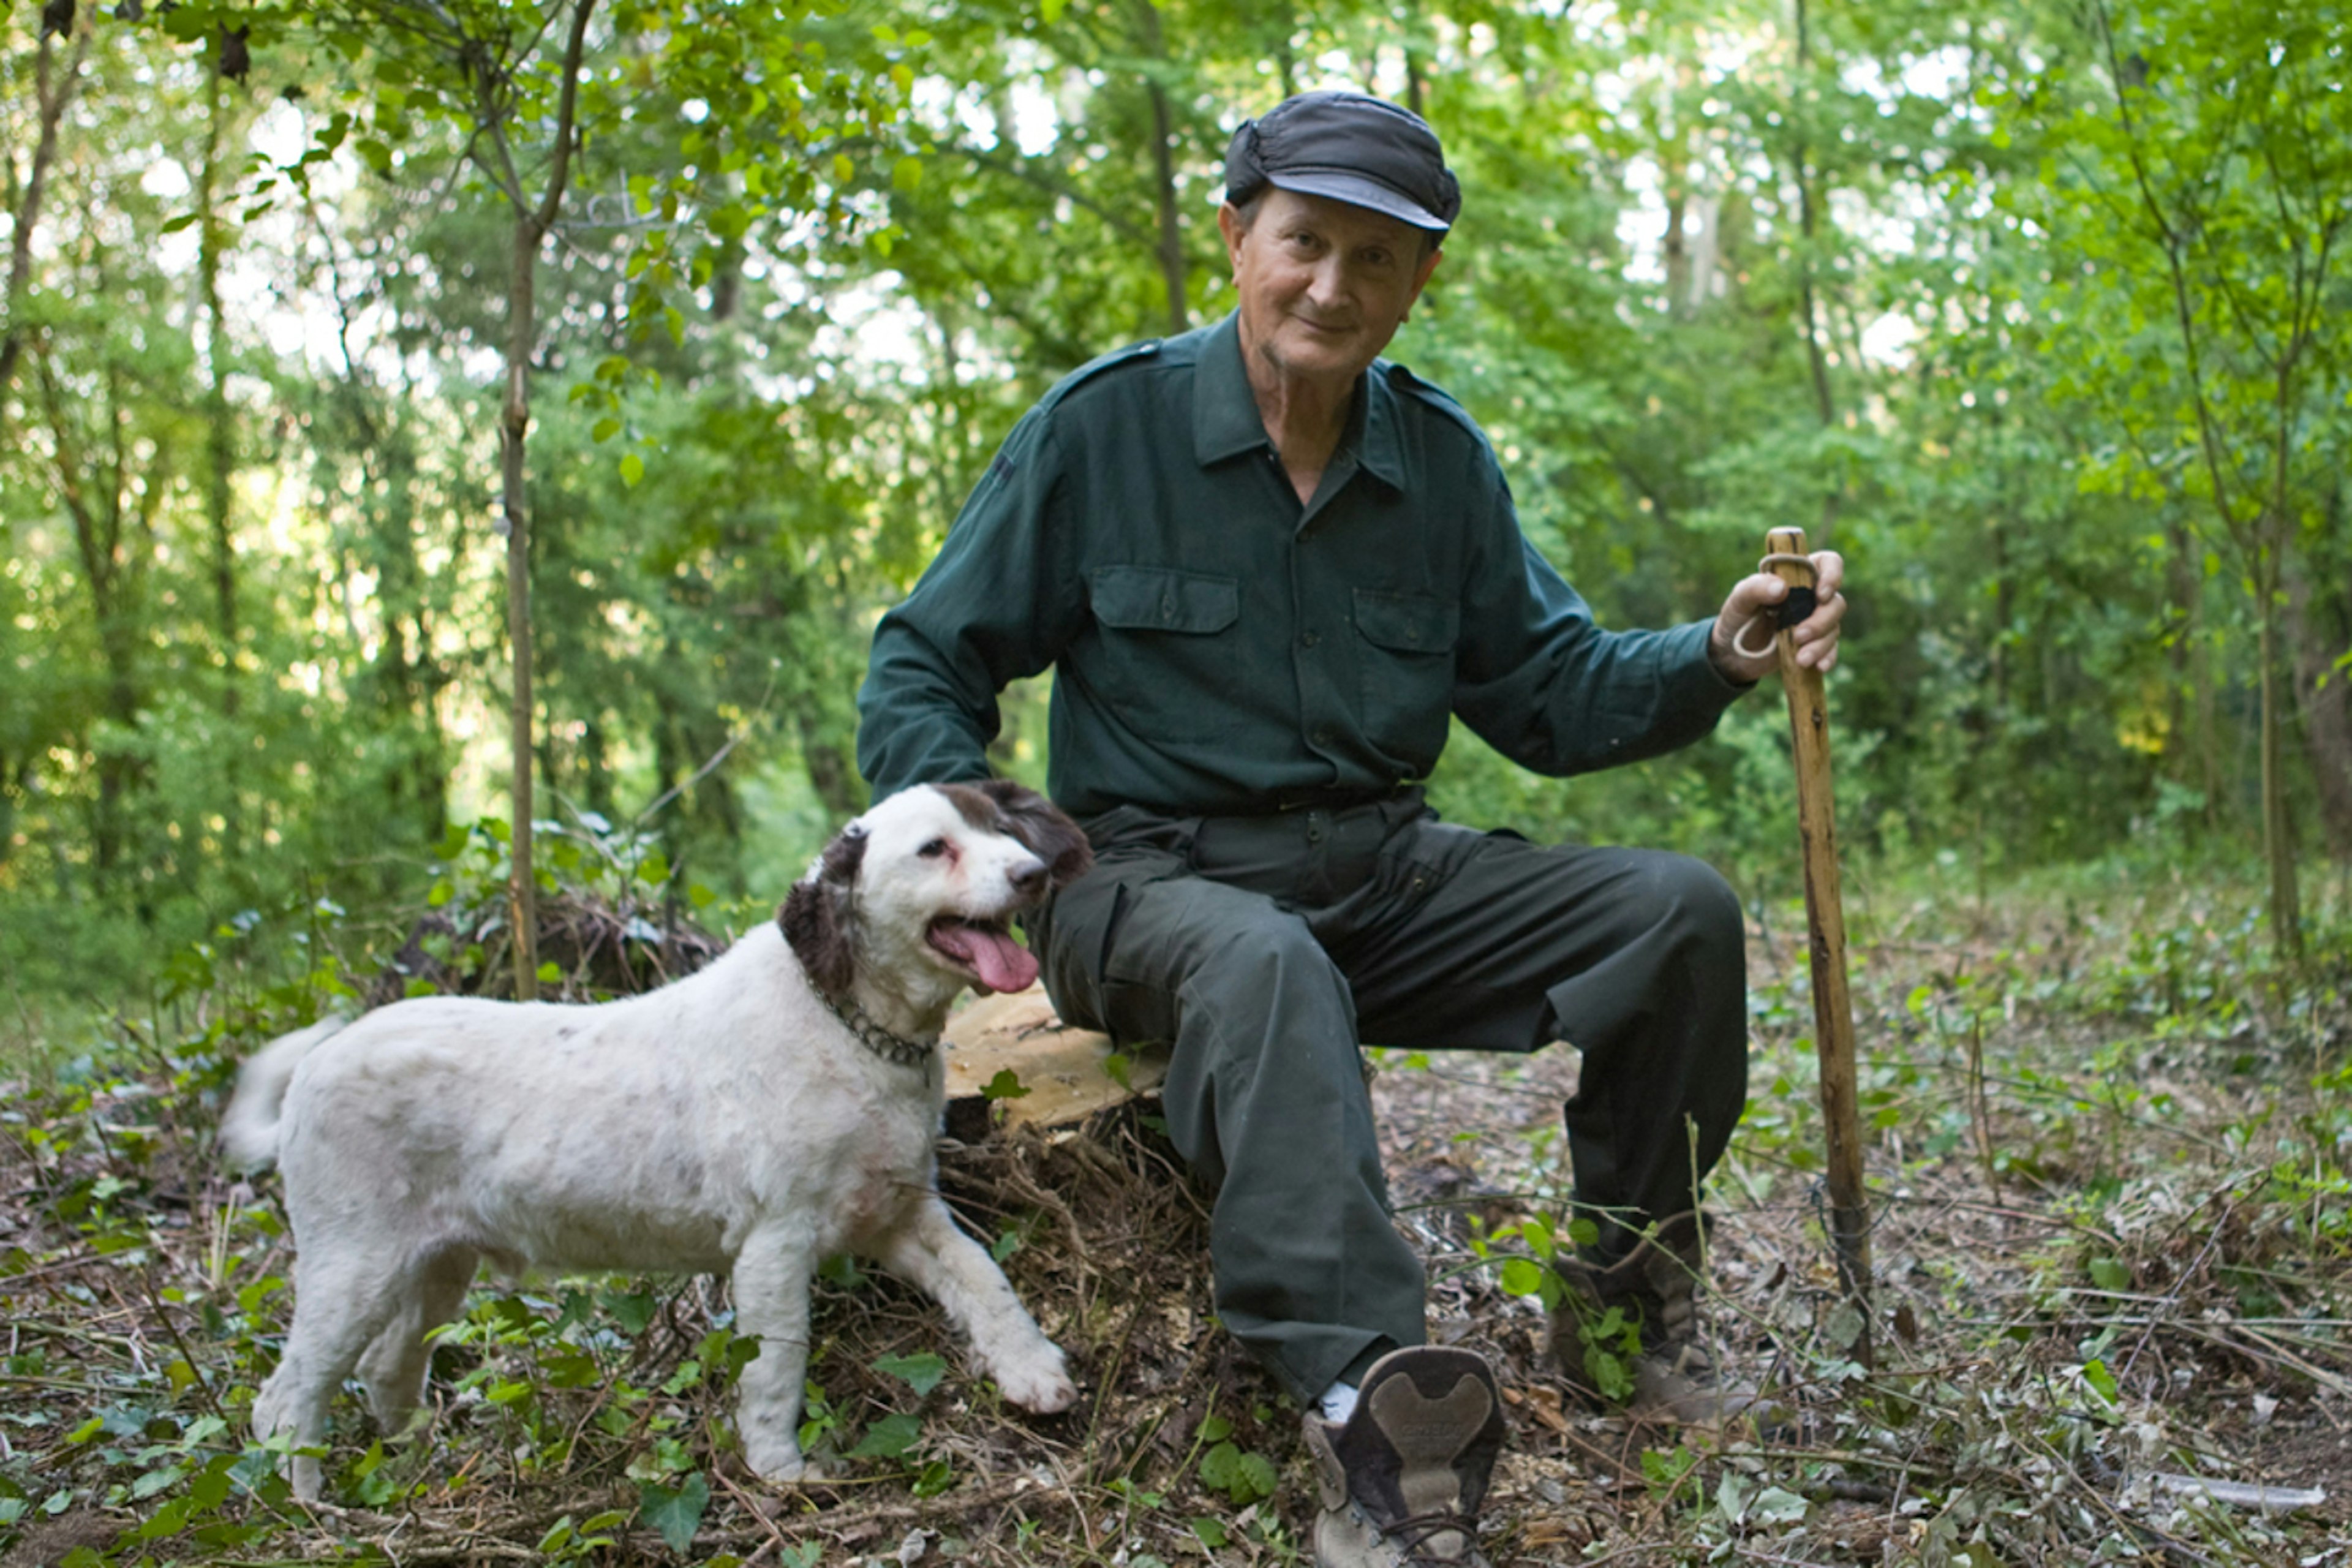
[778,824,866,998]
[1218,201,1248,271]
[975,778,1093,886]
[1401,244,1442,321]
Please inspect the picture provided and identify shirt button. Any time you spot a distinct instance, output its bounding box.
[1161,595,1175,622]
[1311,728,1333,747]
[1301,630,1320,648]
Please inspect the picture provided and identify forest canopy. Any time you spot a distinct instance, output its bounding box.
[4,0,2349,992]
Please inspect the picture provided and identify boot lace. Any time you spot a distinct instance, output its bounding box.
[1378,1507,1480,1564]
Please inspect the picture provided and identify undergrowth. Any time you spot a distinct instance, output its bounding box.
[0,837,2346,1565]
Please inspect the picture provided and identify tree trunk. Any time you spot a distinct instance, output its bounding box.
[2257,582,2301,957]
[503,228,543,1000]
[0,17,93,426]
[2160,505,2221,824]
[1134,0,1188,336]
[493,0,598,1001]
[1789,0,1838,538]
[200,70,238,723]
[38,356,158,888]
[2285,555,2352,862]
[198,67,246,897]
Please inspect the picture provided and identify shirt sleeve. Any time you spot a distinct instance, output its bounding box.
[856,408,1085,801]
[1450,461,1751,777]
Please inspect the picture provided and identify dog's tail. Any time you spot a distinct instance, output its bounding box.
[219,1017,349,1172]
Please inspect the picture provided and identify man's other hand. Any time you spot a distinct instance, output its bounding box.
[1707,550,1845,684]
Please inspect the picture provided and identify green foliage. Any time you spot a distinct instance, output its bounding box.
[636,1470,709,1553]
[7,0,2351,1019]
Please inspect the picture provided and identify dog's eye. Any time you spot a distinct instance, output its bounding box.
[918,838,949,859]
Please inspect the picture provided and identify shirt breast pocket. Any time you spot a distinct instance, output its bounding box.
[1087,566,1243,742]
[1353,588,1459,769]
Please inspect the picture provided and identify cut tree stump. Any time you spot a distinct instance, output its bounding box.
[940,985,1168,1135]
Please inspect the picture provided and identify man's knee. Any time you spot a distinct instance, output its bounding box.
[1538,848,1746,1061]
[1175,912,1361,1065]
[1646,853,1743,960]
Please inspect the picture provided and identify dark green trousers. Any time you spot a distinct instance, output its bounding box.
[1029,791,1749,1403]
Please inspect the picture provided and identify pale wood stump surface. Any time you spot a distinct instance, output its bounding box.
[940,985,1169,1129]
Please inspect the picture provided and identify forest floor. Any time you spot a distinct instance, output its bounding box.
[1,865,2348,1566]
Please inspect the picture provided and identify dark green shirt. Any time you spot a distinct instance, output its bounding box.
[857,312,1747,819]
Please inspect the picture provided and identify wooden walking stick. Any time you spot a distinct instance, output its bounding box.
[1762,526,1873,1371]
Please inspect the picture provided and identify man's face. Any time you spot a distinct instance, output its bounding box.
[1219,187,1443,391]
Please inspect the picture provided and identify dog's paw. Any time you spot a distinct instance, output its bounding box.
[744,1441,822,1487]
[993,1343,1079,1414]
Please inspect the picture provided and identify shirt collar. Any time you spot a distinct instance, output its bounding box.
[1192,312,1408,493]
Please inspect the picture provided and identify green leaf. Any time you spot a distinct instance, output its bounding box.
[131,1464,185,1499]
[537,961,562,984]
[1585,1347,1632,1401]
[1640,1444,1698,1493]
[2088,1257,2132,1292]
[891,155,923,193]
[1200,1439,1272,1502]
[2082,1358,2119,1406]
[1189,1516,1228,1550]
[619,452,646,488]
[847,1411,922,1460]
[638,1472,709,1553]
[982,1068,1031,1100]
[872,1351,948,1396]
[601,1287,657,1335]
[1498,1257,1545,1297]
[591,417,622,443]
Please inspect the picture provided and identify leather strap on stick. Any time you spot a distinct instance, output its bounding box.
[1766,526,1874,1370]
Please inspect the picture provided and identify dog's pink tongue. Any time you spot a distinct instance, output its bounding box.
[932,924,1039,994]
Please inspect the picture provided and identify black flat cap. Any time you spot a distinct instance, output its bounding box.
[1224,90,1461,233]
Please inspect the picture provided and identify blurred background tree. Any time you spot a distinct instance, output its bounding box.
[1,0,2345,998]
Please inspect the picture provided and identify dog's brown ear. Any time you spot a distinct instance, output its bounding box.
[975,778,1093,886]
[779,825,866,998]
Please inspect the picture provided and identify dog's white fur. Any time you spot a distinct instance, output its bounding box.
[222,783,1087,1499]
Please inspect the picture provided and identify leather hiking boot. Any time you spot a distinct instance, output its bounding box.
[1302,1346,1504,1567]
[1549,1212,1774,1427]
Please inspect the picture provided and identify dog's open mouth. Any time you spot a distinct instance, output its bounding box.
[927,916,1039,995]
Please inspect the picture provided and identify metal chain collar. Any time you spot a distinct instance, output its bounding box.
[812,979,939,1075]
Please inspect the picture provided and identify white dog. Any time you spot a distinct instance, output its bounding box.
[219,780,1091,1499]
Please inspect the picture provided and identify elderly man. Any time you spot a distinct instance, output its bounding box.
[858,91,1844,1567]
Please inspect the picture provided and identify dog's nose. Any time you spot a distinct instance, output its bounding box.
[1011,859,1048,899]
